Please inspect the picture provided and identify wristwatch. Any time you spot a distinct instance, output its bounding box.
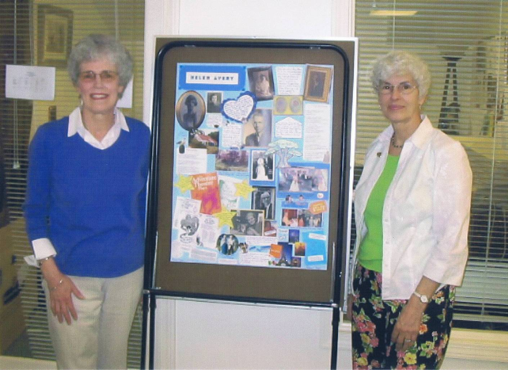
[413,291,429,304]
[38,255,55,265]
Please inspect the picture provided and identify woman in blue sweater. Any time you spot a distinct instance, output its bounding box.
[24,34,150,369]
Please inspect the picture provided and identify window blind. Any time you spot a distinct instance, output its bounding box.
[354,0,508,327]
[0,0,146,365]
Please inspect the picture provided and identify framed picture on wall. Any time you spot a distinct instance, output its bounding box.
[37,5,73,68]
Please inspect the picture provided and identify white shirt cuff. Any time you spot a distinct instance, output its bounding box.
[24,238,57,267]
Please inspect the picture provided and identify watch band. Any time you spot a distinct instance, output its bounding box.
[413,291,429,303]
[38,255,55,265]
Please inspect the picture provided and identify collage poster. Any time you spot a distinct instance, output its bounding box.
[170,62,334,270]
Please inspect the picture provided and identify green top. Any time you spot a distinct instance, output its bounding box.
[358,154,399,273]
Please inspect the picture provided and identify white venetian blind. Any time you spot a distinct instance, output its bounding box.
[0,0,146,366]
[355,0,508,327]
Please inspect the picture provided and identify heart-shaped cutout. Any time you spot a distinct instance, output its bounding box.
[222,92,256,123]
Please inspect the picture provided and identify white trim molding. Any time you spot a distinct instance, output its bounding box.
[143,0,181,126]
[331,0,355,37]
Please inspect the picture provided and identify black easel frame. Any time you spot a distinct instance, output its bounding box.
[141,38,357,370]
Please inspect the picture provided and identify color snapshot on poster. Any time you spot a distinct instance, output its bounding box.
[171,63,334,270]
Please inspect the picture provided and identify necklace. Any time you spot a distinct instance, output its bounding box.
[390,134,404,149]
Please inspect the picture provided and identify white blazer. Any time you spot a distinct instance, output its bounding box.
[351,116,472,300]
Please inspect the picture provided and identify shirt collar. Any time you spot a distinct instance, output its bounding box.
[67,107,130,138]
[378,115,433,150]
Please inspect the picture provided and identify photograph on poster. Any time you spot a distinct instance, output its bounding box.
[216,234,239,256]
[176,90,206,131]
[289,96,303,114]
[291,257,302,267]
[297,209,323,228]
[189,128,219,154]
[281,193,309,208]
[169,62,336,271]
[289,229,300,243]
[278,167,312,193]
[281,209,298,227]
[243,109,272,147]
[278,167,329,193]
[273,96,303,115]
[207,92,222,113]
[215,149,249,172]
[252,187,276,220]
[282,194,295,207]
[295,194,308,207]
[250,150,274,182]
[231,210,264,236]
[304,66,333,103]
[248,66,275,100]
[269,242,294,267]
[263,220,277,237]
[294,241,306,256]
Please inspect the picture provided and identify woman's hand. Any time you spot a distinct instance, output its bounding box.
[41,258,85,325]
[391,298,425,352]
[48,276,85,324]
[392,276,440,352]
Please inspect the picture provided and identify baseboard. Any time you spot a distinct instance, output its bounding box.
[0,356,56,370]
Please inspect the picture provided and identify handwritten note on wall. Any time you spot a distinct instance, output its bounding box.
[5,65,55,101]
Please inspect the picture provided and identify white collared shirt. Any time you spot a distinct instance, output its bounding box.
[26,108,130,265]
[351,116,472,300]
[68,107,130,150]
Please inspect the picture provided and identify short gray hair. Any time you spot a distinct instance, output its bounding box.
[67,34,133,88]
[370,50,431,99]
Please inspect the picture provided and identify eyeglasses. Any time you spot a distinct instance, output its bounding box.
[79,70,118,83]
[379,81,417,95]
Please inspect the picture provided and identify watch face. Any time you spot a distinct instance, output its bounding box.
[421,295,429,303]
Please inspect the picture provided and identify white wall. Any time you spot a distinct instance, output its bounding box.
[143,1,508,369]
[143,0,353,125]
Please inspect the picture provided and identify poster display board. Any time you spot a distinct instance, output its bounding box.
[146,38,356,306]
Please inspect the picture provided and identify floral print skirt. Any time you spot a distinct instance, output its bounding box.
[351,264,455,370]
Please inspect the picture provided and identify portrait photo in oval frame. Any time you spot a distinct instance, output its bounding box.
[176,90,206,131]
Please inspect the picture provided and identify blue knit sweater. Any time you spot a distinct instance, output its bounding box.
[23,116,150,278]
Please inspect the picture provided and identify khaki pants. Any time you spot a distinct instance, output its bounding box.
[44,267,143,370]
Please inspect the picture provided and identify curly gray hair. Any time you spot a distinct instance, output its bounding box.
[67,34,133,90]
[370,50,431,100]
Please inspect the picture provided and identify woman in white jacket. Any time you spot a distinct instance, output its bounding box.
[350,51,472,369]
